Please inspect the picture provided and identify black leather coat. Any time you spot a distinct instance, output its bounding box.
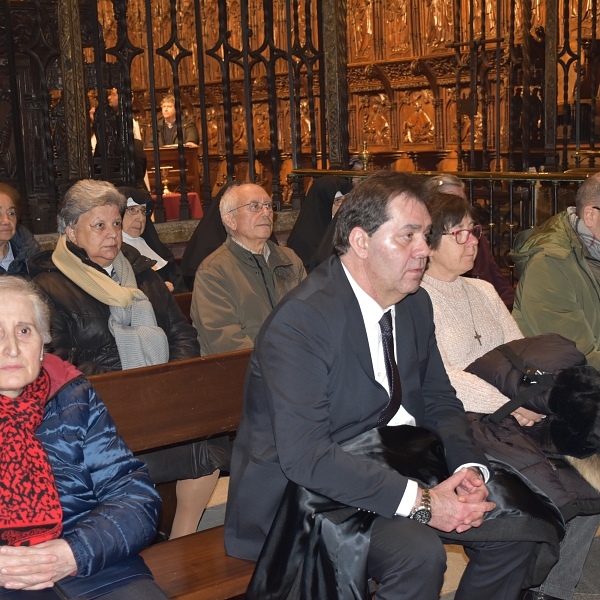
[28,241,200,375]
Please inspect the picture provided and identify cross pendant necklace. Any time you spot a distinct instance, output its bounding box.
[460,279,483,346]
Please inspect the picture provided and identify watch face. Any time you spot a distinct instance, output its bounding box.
[412,509,432,524]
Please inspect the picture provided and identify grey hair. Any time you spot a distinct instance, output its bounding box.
[0,277,52,345]
[58,180,126,234]
[576,173,600,217]
[219,181,250,215]
[424,175,466,198]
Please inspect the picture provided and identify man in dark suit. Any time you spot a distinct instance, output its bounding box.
[224,172,536,599]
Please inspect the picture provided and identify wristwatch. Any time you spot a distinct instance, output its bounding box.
[409,488,432,524]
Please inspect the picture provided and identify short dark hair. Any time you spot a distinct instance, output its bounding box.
[0,182,20,220]
[575,173,600,217]
[426,191,477,251]
[333,172,426,255]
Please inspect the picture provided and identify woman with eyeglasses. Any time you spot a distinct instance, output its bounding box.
[421,191,600,600]
[421,192,532,422]
[28,180,229,541]
[119,187,188,293]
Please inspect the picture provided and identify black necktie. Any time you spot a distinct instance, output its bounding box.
[377,310,403,426]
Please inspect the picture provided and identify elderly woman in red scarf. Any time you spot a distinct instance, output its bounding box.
[0,276,166,598]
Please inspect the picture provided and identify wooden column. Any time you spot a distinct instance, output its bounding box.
[57,0,89,181]
[321,0,349,169]
[543,0,559,172]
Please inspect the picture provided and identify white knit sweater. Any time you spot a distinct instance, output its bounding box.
[421,274,523,413]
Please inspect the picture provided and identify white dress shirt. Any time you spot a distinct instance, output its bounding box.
[342,264,488,517]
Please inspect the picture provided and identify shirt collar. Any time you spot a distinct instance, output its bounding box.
[0,242,14,270]
[230,235,271,262]
[341,263,395,327]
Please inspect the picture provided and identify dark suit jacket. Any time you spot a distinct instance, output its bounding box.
[224,255,488,561]
[154,115,199,147]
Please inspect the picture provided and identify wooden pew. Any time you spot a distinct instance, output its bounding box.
[88,349,254,600]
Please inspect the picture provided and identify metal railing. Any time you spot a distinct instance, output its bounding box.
[290,168,590,282]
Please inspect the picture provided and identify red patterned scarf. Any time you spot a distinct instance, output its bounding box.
[0,367,63,546]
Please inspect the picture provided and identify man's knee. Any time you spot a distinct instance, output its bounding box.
[368,516,446,579]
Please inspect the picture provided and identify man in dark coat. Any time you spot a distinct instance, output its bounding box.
[224,171,536,600]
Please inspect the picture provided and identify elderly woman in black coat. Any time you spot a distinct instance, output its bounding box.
[28,179,197,374]
[28,179,225,540]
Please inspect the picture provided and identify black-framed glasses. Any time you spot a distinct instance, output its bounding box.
[229,200,273,213]
[126,206,148,217]
[592,207,600,212]
[441,224,483,245]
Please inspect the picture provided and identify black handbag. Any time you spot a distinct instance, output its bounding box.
[465,334,600,458]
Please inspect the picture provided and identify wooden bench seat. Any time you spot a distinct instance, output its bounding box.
[88,349,253,599]
[141,526,255,600]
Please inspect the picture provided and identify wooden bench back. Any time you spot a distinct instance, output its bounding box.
[88,349,252,454]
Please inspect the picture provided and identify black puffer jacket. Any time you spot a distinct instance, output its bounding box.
[0,224,42,277]
[28,241,200,375]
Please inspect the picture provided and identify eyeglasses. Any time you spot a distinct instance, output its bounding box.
[441,224,482,245]
[126,206,148,216]
[229,200,273,213]
[592,207,600,212]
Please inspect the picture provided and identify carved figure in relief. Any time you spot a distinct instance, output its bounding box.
[300,100,312,147]
[206,107,219,148]
[385,0,410,53]
[403,96,434,143]
[232,105,247,150]
[350,0,373,57]
[254,105,270,146]
[228,0,242,51]
[571,0,594,22]
[471,0,496,38]
[425,0,451,48]
[363,94,390,146]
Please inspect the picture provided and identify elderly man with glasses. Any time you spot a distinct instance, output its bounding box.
[512,172,600,370]
[191,182,305,355]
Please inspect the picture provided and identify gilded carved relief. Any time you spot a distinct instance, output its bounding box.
[402,92,434,144]
[384,0,410,56]
[253,103,270,149]
[349,0,374,60]
[423,0,453,52]
[232,105,247,151]
[360,94,391,147]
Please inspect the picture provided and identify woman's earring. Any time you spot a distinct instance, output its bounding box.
[40,353,44,362]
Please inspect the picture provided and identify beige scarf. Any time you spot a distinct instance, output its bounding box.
[52,235,169,369]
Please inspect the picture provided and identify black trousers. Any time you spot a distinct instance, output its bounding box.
[368,515,536,600]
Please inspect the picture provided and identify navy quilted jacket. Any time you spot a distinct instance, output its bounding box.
[36,354,160,577]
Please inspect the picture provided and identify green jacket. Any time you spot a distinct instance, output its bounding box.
[191,236,306,355]
[511,211,600,369]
